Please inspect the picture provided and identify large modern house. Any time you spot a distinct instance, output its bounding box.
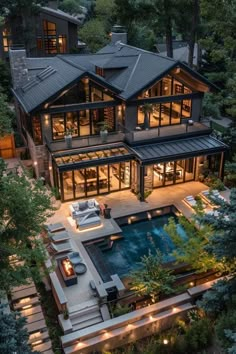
[10,36,227,202]
[0,2,81,60]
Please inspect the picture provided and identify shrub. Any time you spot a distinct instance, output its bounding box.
[205,175,225,191]
[215,308,236,351]
[184,317,213,352]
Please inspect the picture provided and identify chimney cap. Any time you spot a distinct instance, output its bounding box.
[111,25,126,33]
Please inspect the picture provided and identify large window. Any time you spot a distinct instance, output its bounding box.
[137,100,189,127]
[138,75,193,99]
[43,20,67,54]
[51,108,116,140]
[60,161,131,201]
[2,28,12,52]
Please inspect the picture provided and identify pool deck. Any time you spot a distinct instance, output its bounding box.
[46,182,230,310]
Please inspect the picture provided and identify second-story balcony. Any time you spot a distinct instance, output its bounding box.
[45,121,211,152]
[124,121,211,145]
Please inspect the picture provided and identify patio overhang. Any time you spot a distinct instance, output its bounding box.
[132,135,228,165]
[52,143,134,171]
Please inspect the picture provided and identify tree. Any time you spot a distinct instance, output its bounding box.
[95,0,116,31]
[59,0,82,15]
[0,304,34,354]
[0,93,14,137]
[0,0,45,55]
[0,59,11,99]
[164,211,224,274]
[0,160,53,292]
[79,19,109,53]
[130,251,176,303]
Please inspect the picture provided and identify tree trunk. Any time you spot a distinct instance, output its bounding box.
[188,0,200,68]
[163,0,173,58]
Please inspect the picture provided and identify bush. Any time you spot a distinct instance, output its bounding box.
[205,175,225,191]
[184,317,213,352]
[215,308,236,351]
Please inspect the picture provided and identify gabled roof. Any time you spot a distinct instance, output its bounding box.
[13,42,216,114]
[41,7,81,26]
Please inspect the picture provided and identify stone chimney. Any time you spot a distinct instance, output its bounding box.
[110,25,127,45]
[9,49,29,90]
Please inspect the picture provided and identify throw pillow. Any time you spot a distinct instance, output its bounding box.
[88,199,95,208]
[79,201,88,211]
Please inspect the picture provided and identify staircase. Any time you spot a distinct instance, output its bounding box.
[68,299,103,331]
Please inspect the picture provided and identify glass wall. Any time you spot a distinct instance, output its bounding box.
[51,107,116,140]
[60,161,131,201]
[137,100,186,127]
[138,75,193,99]
[152,158,196,188]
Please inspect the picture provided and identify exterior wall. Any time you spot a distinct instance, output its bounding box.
[26,131,49,179]
[191,96,203,122]
[125,105,137,131]
[68,22,78,53]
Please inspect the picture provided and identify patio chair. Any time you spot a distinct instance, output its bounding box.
[184,195,197,208]
[49,231,70,243]
[47,241,72,254]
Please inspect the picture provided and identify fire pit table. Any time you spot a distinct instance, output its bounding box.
[58,256,78,286]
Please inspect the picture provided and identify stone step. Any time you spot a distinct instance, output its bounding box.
[72,314,102,331]
[70,310,101,326]
[32,340,52,353]
[68,298,98,316]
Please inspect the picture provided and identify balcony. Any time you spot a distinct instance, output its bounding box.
[124,122,211,145]
[45,131,125,152]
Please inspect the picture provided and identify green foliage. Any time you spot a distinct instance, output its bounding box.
[184,317,213,352]
[79,19,108,52]
[111,303,131,318]
[204,175,226,191]
[197,279,232,317]
[225,155,236,188]
[0,160,54,292]
[95,0,115,30]
[59,0,82,14]
[0,304,34,353]
[130,250,176,303]
[215,307,236,352]
[202,92,221,119]
[0,92,14,137]
[164,214,221,273]
[0,60,11,99]
[51,186,61,200]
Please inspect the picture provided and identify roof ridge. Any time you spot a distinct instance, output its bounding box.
[57,55,86,71]
[123,53,141,91]
[119,42,177,63]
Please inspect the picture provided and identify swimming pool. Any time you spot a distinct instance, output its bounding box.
[101,211,186,278]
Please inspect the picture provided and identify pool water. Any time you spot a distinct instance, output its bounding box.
[102,213,186,278]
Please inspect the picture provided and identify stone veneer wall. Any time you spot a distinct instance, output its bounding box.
[26,131,50,180]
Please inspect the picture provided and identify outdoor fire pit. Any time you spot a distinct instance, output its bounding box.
[58,257,78,287]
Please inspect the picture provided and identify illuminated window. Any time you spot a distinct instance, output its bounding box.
[95,66,104,77]
[37,37,43,50]
[43,20,57,54]
[58,35,67,53]
[2,28,12,52]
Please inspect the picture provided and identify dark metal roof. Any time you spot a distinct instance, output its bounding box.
[41,7,81,25]
[13,42,216,113]
[132,136,227,164]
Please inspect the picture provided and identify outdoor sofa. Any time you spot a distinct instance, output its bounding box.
[69,199,100,219]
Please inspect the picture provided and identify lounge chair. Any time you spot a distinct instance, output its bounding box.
[200,190,226,206]
[47,241,72,254]
[46,223,65,233]
[49,231,70,243]
[184,195,197,208]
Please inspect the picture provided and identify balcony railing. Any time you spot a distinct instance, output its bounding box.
[123,121,211,145]
[45,131,125,152]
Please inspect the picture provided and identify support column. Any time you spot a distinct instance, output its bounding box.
[219,151,225,180]
[139,165,145,202]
